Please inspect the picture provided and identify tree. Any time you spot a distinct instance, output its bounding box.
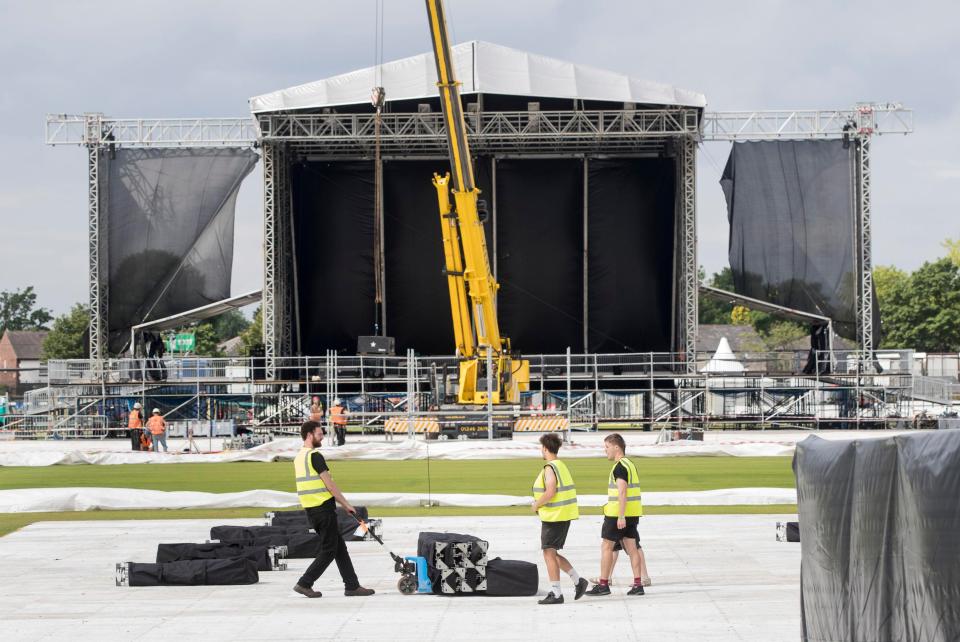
[41,304,89,360]
[239,306,263,356]
[763,320,809,350]
[698,267,738,324]
[881,258,960,352]
[0,287,52,333]
[942,238,960,267]
[210,310,251,343]
[188,322,224,357]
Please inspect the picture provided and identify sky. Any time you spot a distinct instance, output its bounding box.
[0,0,957,315]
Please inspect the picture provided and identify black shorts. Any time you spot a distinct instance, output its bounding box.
[540,521,572,550]
[613,537,641,552]
[601,516,639,542]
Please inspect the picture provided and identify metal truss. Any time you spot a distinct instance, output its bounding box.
[86,115,107,365]
[679,136,698,372]
[262,142,278,379]
[46,114,258,147]
[855,138,874,356]
[259,109,699,157]
[701,103,913,141]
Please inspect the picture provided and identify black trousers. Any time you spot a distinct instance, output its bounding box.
[129,429,141,451]
[335,425,346,446]
[297,507,359,590]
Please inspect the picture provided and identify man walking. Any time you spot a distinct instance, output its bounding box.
[292,420,375,598]
[127,403,144,451]
[328,399,348,447]
[147,408,168,453]
[586,433,646,597]
[531,433,588,604]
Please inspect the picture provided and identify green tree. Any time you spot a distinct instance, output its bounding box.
[41,304,89,360]
[0,287,53,333]
[239,306,263,356]
[210,310,250,343]
[942,238,960,267]
[698,267,738,324]
[882,258,960,351]
[762,320,809,350]
[171,322,223,356]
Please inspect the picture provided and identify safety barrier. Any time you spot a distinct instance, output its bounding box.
[513,417,569,432]
[384,418,440,434]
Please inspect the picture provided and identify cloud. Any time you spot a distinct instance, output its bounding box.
[0,0,955,312]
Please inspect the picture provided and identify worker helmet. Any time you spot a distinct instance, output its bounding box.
[133,402,142,409]
[152,408,160,414]
[334,398,342,405]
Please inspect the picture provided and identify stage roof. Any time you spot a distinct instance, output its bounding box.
[250,40,706,113]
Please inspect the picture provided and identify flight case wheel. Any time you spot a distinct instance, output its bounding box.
[397,573,418,595]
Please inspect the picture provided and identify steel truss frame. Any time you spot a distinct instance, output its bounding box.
[48,103,910,373]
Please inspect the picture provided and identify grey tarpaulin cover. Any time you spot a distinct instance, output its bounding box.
[105,148,258,352]
[721,140,878,340]
[793,432,960,641]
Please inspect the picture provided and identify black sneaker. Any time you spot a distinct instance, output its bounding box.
[538,592,564,605]
[574,577,588,600]
[627,584,646,596]
[585,583,611,596]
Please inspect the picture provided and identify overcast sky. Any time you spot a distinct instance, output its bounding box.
[1,0,956,315]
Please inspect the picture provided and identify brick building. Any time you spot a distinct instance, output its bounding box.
[0,330,48,396]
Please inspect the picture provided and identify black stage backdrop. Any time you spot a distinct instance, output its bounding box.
[587,158,676,352]
[292,157,676,355]
[383,159,493,355]
[291,162,376,354]
[495,159,584,354]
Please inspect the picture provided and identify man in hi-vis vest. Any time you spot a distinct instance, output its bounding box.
[586,433,646,597]
[292,421,375,599]
[531,433,588,604]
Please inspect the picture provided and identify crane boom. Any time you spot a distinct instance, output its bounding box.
[425,0,528,404]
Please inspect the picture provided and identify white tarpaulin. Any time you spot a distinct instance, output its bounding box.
[0,487,797,513]
[0,436,796,467]
[249,40,706,113]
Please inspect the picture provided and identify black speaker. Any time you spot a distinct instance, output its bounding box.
[357,336,395,356]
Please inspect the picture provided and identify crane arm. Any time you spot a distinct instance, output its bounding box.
[425,0,503,358]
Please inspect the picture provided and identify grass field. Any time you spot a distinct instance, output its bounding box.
[0,456,794,495]
[0,456,796,537]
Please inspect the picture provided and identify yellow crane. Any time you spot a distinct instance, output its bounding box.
[425,0,529,405]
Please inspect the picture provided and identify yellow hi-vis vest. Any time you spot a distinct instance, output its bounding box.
[604,456,643,517]
[532,459,579,522]
[294,447,333,508]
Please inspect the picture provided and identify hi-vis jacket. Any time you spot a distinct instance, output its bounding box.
[603,457,643,517]
[294,447,333,508]
[532,459,579,522]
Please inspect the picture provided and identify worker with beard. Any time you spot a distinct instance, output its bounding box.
[292,420,375,598]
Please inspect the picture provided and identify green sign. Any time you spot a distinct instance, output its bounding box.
[165,333,196,353]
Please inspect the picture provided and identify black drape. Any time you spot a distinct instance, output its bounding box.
[587,158,676,352]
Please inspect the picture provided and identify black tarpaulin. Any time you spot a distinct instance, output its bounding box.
[155,543,273,571]
[291,161,376,354]
[496,159,584,353]
[721,141,878,341]
[383,159,494,354]
[587,158,676,352]
[128,558,259,586]
[793,432,960,641]
[105,148,258,353]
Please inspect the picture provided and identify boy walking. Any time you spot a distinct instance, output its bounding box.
[531,433,588,604]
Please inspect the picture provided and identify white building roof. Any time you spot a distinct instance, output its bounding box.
[250,40,706,113]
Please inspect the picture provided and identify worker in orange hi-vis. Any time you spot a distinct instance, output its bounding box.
[147,408,168,453]
[329,399,348,447]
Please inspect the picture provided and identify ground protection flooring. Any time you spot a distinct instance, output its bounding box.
[0,514,801,641]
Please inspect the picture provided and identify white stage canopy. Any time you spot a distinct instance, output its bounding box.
[250,40,706,113]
